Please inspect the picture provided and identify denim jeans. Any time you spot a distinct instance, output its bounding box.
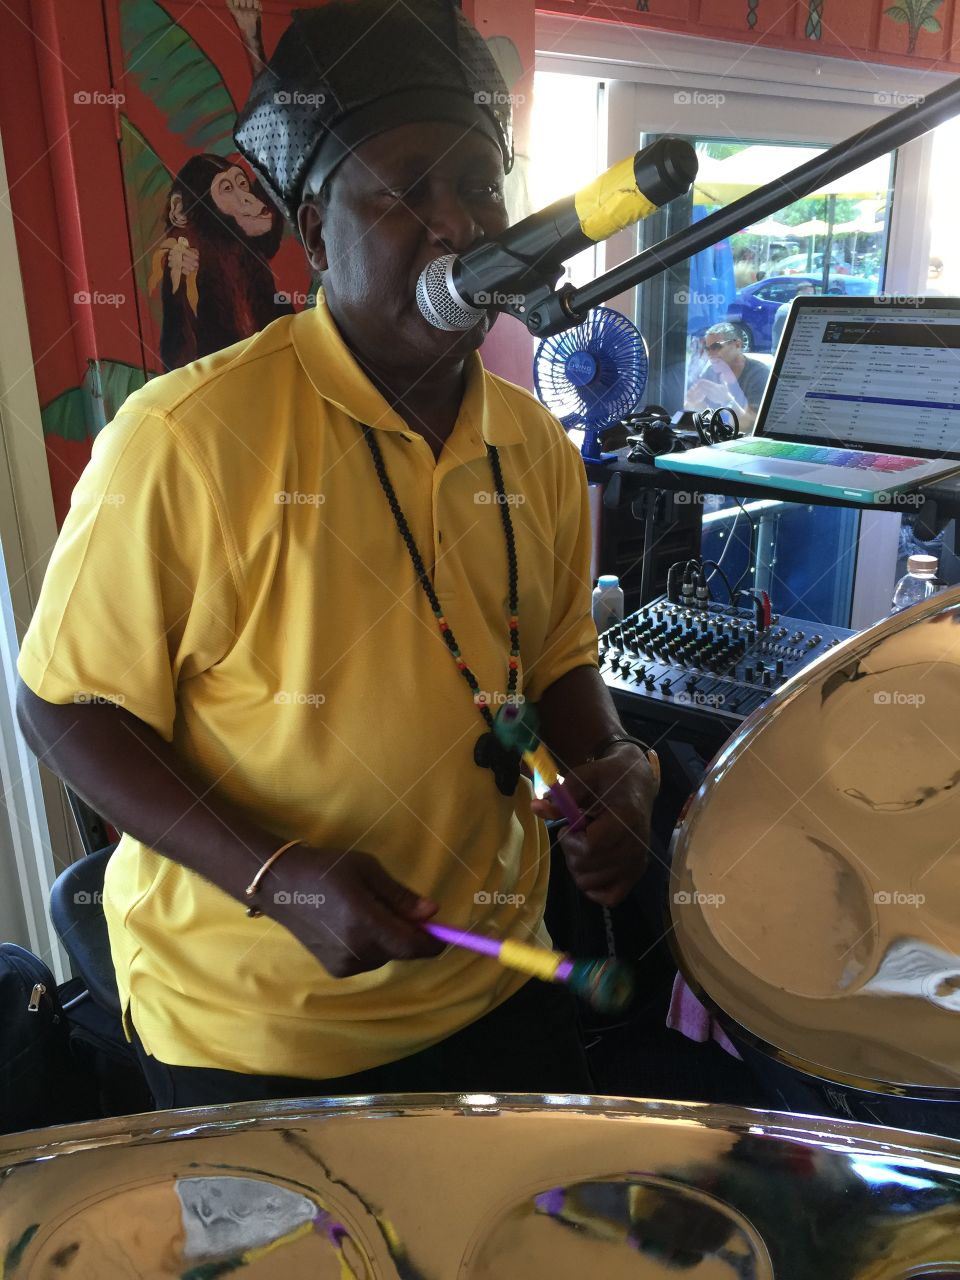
[131,977,594,1111]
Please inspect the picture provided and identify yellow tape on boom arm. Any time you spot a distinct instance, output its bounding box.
[574,156,658,243]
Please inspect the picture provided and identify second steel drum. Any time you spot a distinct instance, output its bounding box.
[671,584,960,1095]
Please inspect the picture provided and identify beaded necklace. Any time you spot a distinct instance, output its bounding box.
[362,425,523,795]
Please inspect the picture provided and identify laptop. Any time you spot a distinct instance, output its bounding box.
[654,296,960,501]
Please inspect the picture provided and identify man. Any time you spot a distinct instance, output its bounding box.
[16,0,656,1108]
[686,322,769,431]
[770,280,815,353]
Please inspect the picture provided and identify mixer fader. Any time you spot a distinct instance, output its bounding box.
[599,594,855,732]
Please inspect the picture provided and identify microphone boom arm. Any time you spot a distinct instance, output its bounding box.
[519,74,960,338]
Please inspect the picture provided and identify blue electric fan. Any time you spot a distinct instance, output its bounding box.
[533,306,649,464]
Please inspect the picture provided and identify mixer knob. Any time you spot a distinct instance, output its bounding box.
[644,674,655,690]
[744,665,754,681]
[634,666,646,683]
[762,670,773,687]
[791,631,804,643]
[659,678,672,695]
[755,660,765,673]
[775,658,785,676]
[808,634,822,647]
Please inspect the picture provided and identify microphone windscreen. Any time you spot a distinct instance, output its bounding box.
[416,255,484,331]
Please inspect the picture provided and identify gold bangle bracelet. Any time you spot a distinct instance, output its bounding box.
[244,838,302,918]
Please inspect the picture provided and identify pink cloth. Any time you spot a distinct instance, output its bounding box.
[667,973,742,1059]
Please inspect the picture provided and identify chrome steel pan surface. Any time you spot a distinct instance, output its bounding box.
[3,1094,960,1277]
[671,585,960,1096]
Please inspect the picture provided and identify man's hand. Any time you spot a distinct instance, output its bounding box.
[264,844,445,977]
[530,744,657,907]
[686,377,725,410]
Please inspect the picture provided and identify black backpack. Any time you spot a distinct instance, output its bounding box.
[0,943,97,1134]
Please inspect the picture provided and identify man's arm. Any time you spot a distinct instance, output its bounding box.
[16,682,442,974]
[17,680,275,899]
[531,666,658,907]
[533,664,623,770]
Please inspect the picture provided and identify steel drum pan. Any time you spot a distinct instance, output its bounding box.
[3,1093,960,1278]
[671,584,960,1096]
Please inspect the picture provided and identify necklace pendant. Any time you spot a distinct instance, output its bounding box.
[474,732,522,797]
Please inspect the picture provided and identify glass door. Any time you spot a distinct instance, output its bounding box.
[634,135,896,629]
[636,137,895,425]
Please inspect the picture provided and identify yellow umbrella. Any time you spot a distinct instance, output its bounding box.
[693,145,891,207]
[790,218,832,237]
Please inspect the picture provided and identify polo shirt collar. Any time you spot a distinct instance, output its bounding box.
[292,290,525,448]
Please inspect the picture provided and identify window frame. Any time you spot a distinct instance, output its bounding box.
[536,15,943,307]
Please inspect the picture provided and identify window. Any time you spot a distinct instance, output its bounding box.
[534,23,940,625]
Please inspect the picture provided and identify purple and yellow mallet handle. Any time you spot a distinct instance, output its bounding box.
[422,921,634,1013]
[493,701,586,833]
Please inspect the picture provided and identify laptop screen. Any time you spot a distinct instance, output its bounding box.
[758,297,960,459]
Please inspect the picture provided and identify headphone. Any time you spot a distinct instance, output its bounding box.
[625,405,741,460]
[624,406,679,459]
[694,406,741,447]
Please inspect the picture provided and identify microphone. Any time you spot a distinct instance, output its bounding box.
[415,136,698,332]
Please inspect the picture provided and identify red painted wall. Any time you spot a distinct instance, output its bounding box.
[3,1,537,526]
[537,1,960,71]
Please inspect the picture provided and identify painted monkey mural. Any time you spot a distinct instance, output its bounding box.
[150,155,293,371]
[143,0,298,372]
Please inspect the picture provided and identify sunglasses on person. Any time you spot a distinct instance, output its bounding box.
[704,339,733,353]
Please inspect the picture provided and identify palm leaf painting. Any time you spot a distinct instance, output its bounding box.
[120,0,237,154]
[41,362,148,442]
[120,116,171,353]
[884,0,944,54]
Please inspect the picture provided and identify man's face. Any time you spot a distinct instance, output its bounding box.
[704,331,741,370]
[299,121,509,371]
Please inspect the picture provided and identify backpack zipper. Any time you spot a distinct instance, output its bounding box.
[27,982,46,1013]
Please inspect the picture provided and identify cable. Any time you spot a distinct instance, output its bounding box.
[699,559,734,604]
[728,497,759,597]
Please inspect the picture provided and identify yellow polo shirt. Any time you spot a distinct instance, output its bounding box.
[18,293,598,1077]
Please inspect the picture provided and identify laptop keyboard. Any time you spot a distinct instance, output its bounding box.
[730,439,927,472]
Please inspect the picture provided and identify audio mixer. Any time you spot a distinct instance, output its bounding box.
[599,594,855,733]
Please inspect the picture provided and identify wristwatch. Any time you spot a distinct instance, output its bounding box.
[585,732,661,789]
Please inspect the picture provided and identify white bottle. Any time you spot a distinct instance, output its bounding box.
[891,554,945,614]
[592,574,625,631]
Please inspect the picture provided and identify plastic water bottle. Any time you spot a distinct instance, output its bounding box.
[592,575,625,631]
[891,554,945,614]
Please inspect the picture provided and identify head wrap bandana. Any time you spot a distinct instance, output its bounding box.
[234,0,514,230]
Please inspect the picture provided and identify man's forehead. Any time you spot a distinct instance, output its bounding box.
[352,122,504,173]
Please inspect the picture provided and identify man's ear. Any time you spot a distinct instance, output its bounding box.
[298,201,329,274]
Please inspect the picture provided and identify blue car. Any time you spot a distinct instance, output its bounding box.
[724,275,880,352]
